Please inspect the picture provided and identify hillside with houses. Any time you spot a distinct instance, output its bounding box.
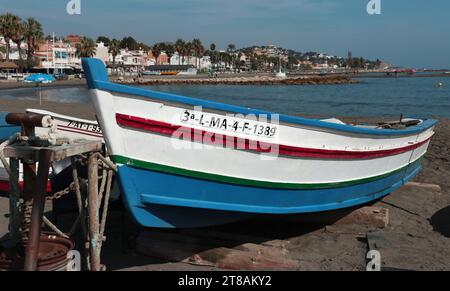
[1,13,392,79]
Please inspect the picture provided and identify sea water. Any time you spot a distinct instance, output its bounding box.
[1,77,449,118]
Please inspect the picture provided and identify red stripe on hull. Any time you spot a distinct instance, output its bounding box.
[0,179,51,193]
[115,113,431,160]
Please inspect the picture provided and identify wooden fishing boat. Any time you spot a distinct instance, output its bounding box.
[160,71,178,76]
[82,58,437,228]
[25,109,103,142]
[0,112,21,193]
[0,112,19,140]
[0,110,102,194]
[0,110,102,142]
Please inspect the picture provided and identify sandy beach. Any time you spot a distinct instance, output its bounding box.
[0,79,85,90]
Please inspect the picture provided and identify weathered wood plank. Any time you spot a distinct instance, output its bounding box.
[180,229,289,249]
[405,182,441,193]
[335,206,389,228]
[192,247,299,270]
[136,231,298,270]
[3,141,102,161]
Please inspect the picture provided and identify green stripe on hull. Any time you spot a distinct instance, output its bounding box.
[111,155,423,190]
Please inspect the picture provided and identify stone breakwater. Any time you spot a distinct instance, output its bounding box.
[116,75,358,86]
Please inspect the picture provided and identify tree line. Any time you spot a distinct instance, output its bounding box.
[0,13,44,68]
[1,12,385,72]
[94,36,242,69]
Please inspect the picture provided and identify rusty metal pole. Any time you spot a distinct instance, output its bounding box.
[23,149,52,271]
[5,113,46,129]
[87,153,101,271]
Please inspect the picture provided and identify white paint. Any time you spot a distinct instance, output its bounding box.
[89,89,434,184]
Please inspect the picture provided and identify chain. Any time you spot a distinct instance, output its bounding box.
[19,178,86,241]
[17,154,114,253]
[21,199,33,243]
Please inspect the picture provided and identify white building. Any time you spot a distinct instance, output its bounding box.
[35,40,80,71]
[170,53,182,65]
[169,53,211,69]
[94,42,109,64]
[0,36,27,60]
[110,49,144,66]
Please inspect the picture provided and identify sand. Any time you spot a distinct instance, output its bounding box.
[0,79,85,90]
[0,99,96,120]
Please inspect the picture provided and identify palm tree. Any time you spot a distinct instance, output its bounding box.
[174,38,185,65]
[0,13,23,61]
[185,41,193,66]
[75,36,96,58]
[24,17,44,62]
[227,44,236,53]
[109,38,120,74]
[0,15,7,60]
[191,38,204,69]
[10,19,24,61]
[227,44,237,71]
[209,43,216,66]
[151,43,162,65]
[164,42,175,62]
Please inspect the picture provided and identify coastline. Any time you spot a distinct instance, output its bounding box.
[0,79,85,90]
[0,74,358,90]
[118,75,358,86]
[1,71,447,89]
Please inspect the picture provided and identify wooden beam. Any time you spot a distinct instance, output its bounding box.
[335,206,389,228]
[136,231,299,270]
[405,182,441,193]
[3,140,102,161]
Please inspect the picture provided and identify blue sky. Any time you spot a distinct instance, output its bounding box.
[1,0,449,68]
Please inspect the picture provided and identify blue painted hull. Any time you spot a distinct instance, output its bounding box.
[0,113,19,141]
[80,59,434,229]
[118,159,422,228]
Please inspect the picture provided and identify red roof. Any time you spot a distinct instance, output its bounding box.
[66,34,82,44]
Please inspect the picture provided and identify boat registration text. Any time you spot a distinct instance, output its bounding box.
[65,120,102,134]
[180,110,278,139]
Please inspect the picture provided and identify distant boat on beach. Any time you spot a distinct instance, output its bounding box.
[26,109,103,142]
[81,58,437,228]
[0,110,102,194]
[143,65,198,76]
[177,68,198,76]
[275,56,287,78]
[160,71,178,76]
[275,70,287,78]
[142,71,161,76]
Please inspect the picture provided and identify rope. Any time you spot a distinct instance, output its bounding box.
[0,133,20,176]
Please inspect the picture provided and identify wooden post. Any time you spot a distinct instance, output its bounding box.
[87,153,101,271]
[24,149,52,271]
[2,127,103,271]
[8,158,21,242]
